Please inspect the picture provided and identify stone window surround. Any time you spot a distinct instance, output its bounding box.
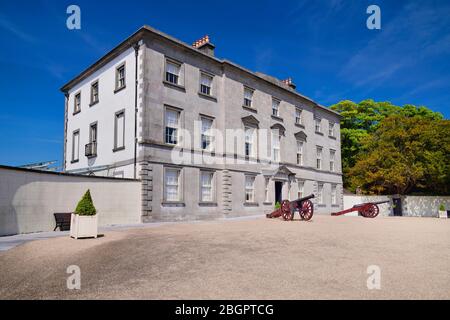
[199,70,215,96]
[244,174,258,205]
[199,114,215,152]
[163,56,185,90]
[162,166,184,205]
[314,117,322,134]
[71,129,80,163]
[114,62,126,93]
[90,79,99,106]
[243,85,255,110]
[73,91,81,115]
[113,109,125,152]
[199,169,217,205]
[164,105,183,146]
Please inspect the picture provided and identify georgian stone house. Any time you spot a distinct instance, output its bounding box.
[61,25,343,221]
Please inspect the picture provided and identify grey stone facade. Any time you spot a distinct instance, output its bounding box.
[62,26,344,222]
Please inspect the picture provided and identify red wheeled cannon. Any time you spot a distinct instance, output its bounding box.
[266,194,315,221]
[331,200,390,218]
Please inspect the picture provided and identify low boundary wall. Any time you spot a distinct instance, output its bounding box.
[343,195,450,217]
[0,165,141,236]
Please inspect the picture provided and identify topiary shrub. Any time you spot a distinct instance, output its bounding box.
[275,202,281,210]
[75,190,97,216]
[439,203,445,211]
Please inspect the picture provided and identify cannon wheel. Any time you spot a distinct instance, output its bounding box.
[299,200,314,221]
[281,200,294,221]
[361,204,379,218]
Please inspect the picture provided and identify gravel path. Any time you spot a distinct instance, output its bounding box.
[0,215,449,299]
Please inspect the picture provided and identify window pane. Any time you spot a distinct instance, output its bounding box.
[73,132,79,160]
[201,172,213,202]
[201,74,212,86]
[166,62,180,75]
[165,169,179,201]
[116,113,125,148]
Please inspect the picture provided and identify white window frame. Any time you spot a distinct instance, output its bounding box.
[331,184,337,205]
[90,81,99,104]
[245,126,257,157]
[272,131,281,162]
[295,108,303,125]
[116,63,126,90]
[74,92,81,113]
[245,175,256,203]
[244,87,254,108]
[200,72,213,96]
[164,167,182,202]
[318,183,324,204]
[329,122,335,137]
[316,146,323,170]
[201,117,214,151]
[315,117,322,133]
[165,107,180,145]
[330,149,336,172]
[297,180,305,199]
[296,140,304,165]
[114,110,125,150]
[265,178,270,203]
[200,171,215,202]
[72,130,80,162]
[272,99,280,117]
[165,59,181,85]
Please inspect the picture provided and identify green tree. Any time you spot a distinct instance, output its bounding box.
[330,99,443,188]
[348,115,450,195]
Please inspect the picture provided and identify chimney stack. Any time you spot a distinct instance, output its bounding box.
[281,78,296,90]
[192,35,215,57]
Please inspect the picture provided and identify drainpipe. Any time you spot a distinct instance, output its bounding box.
[133,42,140,179]
[63,92,69,172]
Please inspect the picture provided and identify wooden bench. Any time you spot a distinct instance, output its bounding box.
[53,213,72,231]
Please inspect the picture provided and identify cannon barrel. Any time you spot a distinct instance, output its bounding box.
[293,194,315,204]
[353,200,390,208]
[372,200,390,205]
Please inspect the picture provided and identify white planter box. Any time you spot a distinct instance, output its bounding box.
[70,213,98,239]
[438,210,447,219]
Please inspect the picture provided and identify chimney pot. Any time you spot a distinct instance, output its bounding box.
[192,34,215,56]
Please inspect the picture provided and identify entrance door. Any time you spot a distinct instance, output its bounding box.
[275,181,283,204]
[393,198,402,216]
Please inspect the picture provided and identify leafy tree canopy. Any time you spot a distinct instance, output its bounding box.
[330,100,447,195]
[349,115,449,195]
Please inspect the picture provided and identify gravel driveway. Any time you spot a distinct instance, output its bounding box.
[0,215,449,299]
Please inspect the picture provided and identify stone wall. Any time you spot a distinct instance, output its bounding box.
[343,195,450,217]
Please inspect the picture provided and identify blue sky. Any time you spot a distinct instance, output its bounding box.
[0,0,449,167]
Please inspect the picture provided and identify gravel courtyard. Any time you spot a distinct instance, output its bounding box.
[0,215,449,300]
